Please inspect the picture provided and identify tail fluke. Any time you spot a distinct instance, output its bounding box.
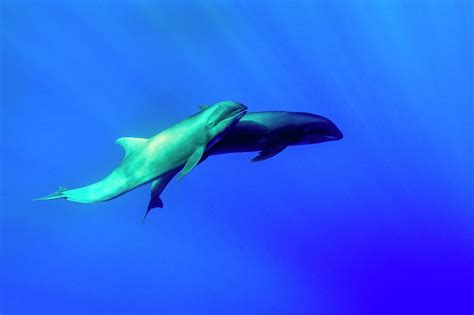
[33,186,68,201]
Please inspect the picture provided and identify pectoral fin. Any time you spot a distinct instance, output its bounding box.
[177,146,205,179]
[251,144,287,162]
[143,172,178,221]
[148,179,164,208]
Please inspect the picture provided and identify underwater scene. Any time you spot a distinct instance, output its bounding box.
[1,1,473,314]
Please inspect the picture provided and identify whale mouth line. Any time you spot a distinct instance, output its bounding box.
[221,108,247,124]
[232,110,247,121]
[324,129,343,141]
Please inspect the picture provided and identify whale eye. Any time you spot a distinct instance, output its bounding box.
[208,121,215,128]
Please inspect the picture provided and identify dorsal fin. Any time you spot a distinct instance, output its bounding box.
[116,137,147,157]
[199,104,210,111]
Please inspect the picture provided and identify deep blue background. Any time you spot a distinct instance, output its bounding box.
[1,1,473,314]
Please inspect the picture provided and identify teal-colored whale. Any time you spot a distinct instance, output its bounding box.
[35,101,247,203]
[145,110,343,218]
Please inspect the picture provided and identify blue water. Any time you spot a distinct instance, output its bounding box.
[1,1,473,314]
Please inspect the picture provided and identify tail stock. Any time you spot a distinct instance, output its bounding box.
[33,186,68,201]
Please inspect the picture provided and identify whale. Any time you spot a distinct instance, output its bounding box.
[144,110,343,219]
[34,101,247,203]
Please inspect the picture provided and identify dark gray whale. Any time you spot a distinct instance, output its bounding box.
[145,110,343,219]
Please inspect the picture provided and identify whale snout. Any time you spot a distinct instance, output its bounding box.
[227,102,247,116]
[327,125,343,140]
[302,114,343,143]
[228,104,248,121]
[319,122,343,142]
[213,101,247,125]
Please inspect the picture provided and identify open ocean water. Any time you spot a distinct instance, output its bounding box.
[1,1,473,314]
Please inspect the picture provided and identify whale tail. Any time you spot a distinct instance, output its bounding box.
[33,186,68,201]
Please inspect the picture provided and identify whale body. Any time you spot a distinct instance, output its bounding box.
[35,101,247,203]
[145,110,343,218]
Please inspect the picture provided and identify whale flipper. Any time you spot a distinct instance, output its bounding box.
[143,172,178,221]
[116,137,147,157]
[251,144,287,162]
[177,146,205,179]
[144,194,163,222]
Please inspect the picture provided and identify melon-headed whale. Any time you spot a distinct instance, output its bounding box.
[145,110,343,218]
[35,101,247,203]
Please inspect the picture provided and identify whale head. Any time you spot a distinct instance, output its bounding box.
[201,101,248,146]
[295,113,343,144]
